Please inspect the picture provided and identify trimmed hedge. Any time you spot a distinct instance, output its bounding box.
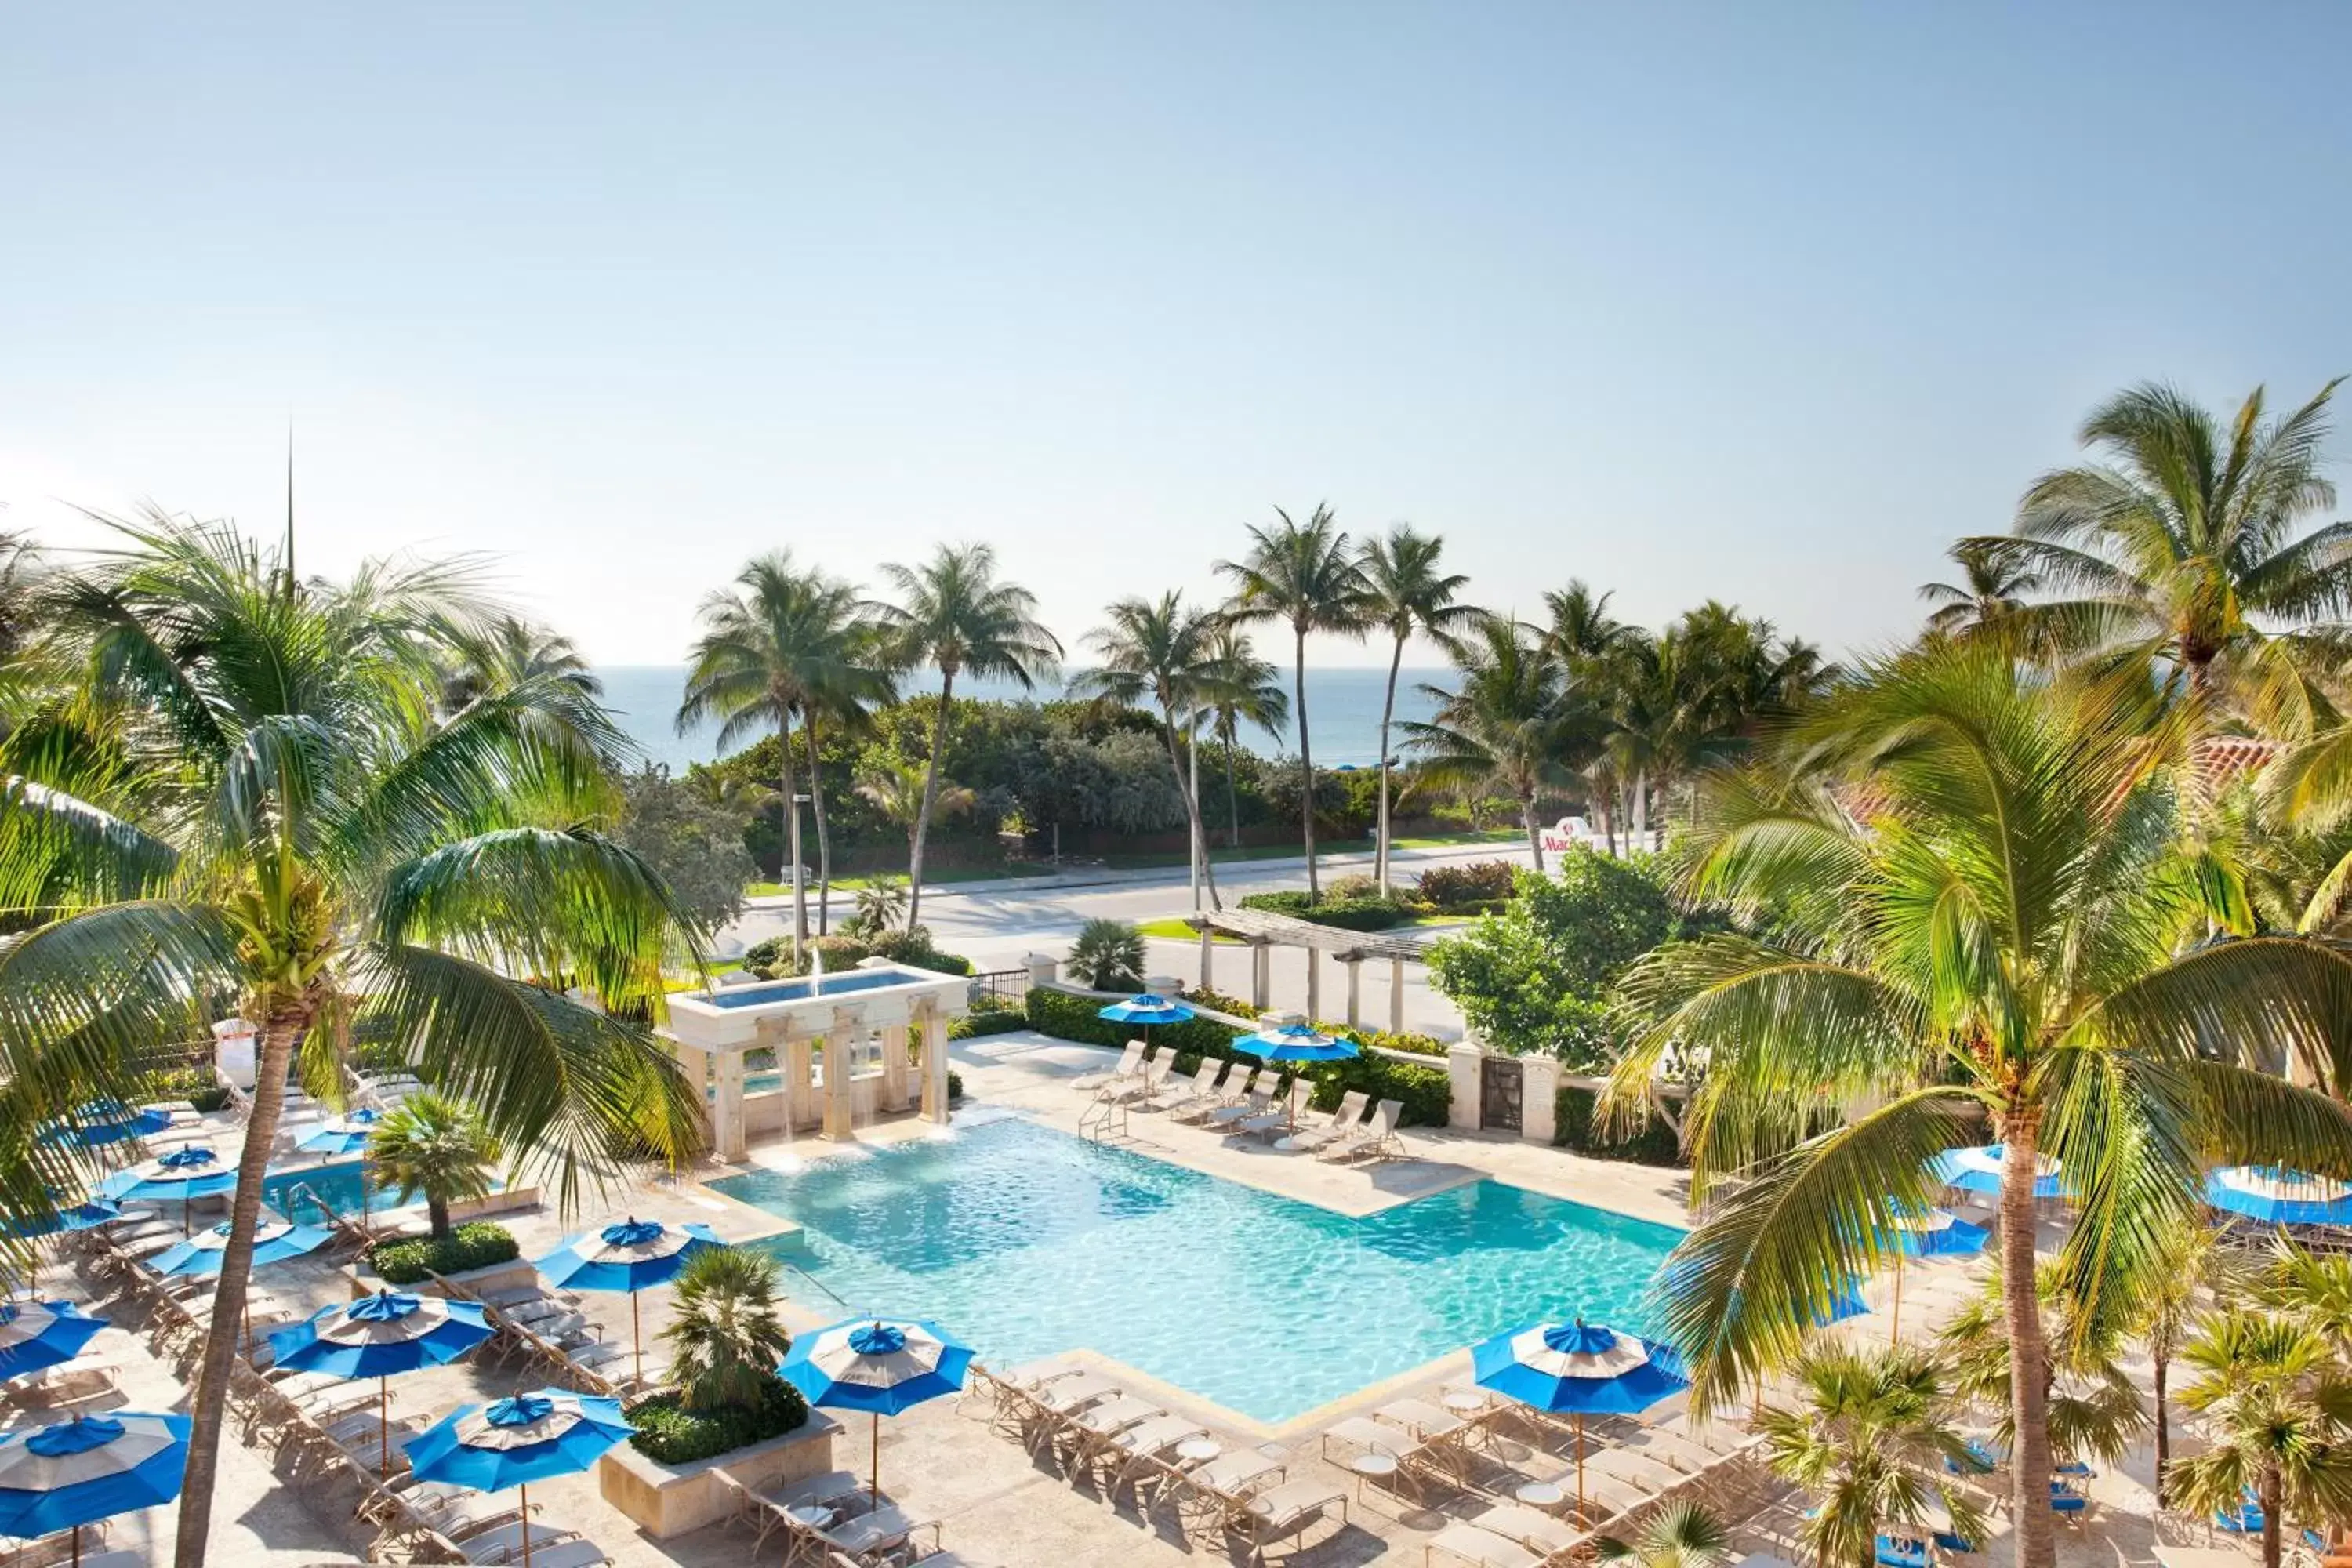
[143,1065,230,1113]
[627,1376,809,1464]
[949,994,1029,1040]
[368,1221,521,1285]
[1552,1086,1683,1167]
[1414,859,1519,909]
[1237,891,1414,931]
[1025,985,1453,1127]
[742,928,974,979]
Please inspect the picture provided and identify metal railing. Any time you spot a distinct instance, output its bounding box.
[970,968,1030,1004]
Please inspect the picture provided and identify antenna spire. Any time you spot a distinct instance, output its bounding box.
[282,425,296,601]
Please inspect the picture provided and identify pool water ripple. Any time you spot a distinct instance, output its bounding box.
[711,1116,1682,1422]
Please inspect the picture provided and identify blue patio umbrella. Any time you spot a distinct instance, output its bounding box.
[0,1303,108,1383]
[38,1101,171,1151]
[1471,1318,1689,1515]
[0,1412,191,1563]
[151,1218,334,1356]
[1231,1022,1360,1065]
[296,1108,383,1157]
[780,1316,975,1505]
[404,1392,632,1568]
[1879,1203,1992,1343]
[2205,1166,2352,1226]
[535,1218,724,1385]
[1929,1144,2064,1199]
[95,1145,236,1232]
[1095,993,1195,1049]
[3,1199,124,1243]
[268,1290,493,1473]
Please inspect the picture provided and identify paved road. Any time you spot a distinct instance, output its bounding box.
[718,840,1529,1040]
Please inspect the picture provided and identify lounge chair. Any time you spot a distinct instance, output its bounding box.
[1148,1058,1225,1115]
[1105,1413,1210,1492]
[1206,1072,1280,1128]
[498,1541,608,1568]
[457,1519,578,1563]
[1588,1446,1679,1493]
[1169,1063,1241,1123]
[1276,1091,1367,1153]
[1228,1479,1346,1564]
[1105,1047,1167,1104]
[1169,1445,1289,1535]
[1319,1098,1403,1163]
[1425,1522,1544,1567]
[817,1503,939,1563]
[1233,1079,1314,1141]
[1475,1502,1584,1558]
[1074,1042,1144,1092]
[1058,1393,1164,1471]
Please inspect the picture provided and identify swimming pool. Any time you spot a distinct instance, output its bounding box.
[261,1160,396,1224]
[710,1116,1683,1423]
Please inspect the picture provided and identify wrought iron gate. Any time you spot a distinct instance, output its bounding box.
[1480,1054,1524,1132]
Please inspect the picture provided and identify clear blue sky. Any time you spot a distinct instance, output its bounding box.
[4,2,2347,666]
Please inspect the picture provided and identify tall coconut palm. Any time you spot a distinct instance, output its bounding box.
[1918,539,2041,641]
[1936,1261,2148,1469]
[0,510,706,1566]
[678,556,891,956]
[1544,580,1636,848]
[1987,379,2352,704]
[441,615,601,710]
[877,543,1060,927]
[1200,626,1287,849]
[1603,638,2352,1568]
[855,757,975,849]
[795,614,895,937]
[1358,525,1477,894]
[1400,615,1588,870]
[1216,504,1369,900]
[2169,1309,2352,1568]
[1070,592,1227,909]
[1755,1341,1988,1568]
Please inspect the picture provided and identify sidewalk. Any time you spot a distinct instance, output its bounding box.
[741,835,1527,909]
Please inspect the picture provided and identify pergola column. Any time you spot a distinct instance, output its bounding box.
[786,1036,818,1133]
[672,1040,713,1147]
[822,1029,856,1141]
[1199,924,1214,991]
[1390,957,1406,1033]
[1344,956,1363,1029]
[1250,941,1271,1010]
[917,1008,952,1125]
[1305,946,1320,1021]
[713,1049,749,1162]
[879,1024,911,1113]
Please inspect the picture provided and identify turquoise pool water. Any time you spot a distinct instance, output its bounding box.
[711,1116,1683,1423]
[262,1160,395,1224]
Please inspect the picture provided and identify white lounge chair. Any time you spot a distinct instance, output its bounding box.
[1233,1079,1313,1140]
[1206,1071,1279,1127]
[1229,1478,1347,1564]
[1276,1090,1366,1152]
[1147,1058,1224,1114]
[1169,1062,1240,1123]
[1319,1098,1403,1163]
[1075,1041,1144,1092]
[1105,1046,1167,1103]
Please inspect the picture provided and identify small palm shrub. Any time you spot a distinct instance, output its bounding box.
[1597,1501,1730,1568]
[662,1246,797,1412]
[1066,918,1145,990]
[369,1093,501,1240]
[850,877,909,937]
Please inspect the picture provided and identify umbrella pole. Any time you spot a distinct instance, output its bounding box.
[872,1411,880,1508]
[71,1523,81,1568]
[632,1290,642,1388]
[379,1376,390,1473]
[521,1483,532,1568]
[1890,1258,1904,1346]
[1575,1413,1585,1519]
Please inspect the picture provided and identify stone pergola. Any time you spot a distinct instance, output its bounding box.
[662,960,970,1162]
[1183,908,1428,1033]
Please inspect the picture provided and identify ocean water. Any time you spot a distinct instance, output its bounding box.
[598,664,1448,775]
[712,1115,1682,1423]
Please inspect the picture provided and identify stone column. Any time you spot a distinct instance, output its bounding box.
[673,1041,713,1149]
[786,1036,818,1133]
[1198,924,1214,992]
[1250,941,1270,1009]
[918,1011,952,1125]
[822,1018,857,1141]
[1519,1054,1561,1145]
[1390,958,1406,1033]
[1344,956,1363,1029]
[713,1049,749,1162]
[1305,947,1320,1021]
[1445,1041,1483,1132]
[879,1023,911,1113]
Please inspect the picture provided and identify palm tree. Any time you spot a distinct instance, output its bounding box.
[1066,917,1145,991]
[2169,1309,2352,1568]
[1595,1501,1730,1568]
[1918,539,2040,641]
[1217,505,1370,900]
[1602,637,2352,1568]
[660,1246,795,1413]
[1070,592,1228,909]
[1987,379,2352,703]
[878,544,1060,927]
[1400,615,1584,870]
[2137,1214,2247,1506]
[368,1092,501,1240]
[1544,580,1636,849]
[679,555,891,958]
[0,510,706,1566]
[849,876,909,938]
[441,615,601,710]
[800,615,897,936]
[1358,525,1478,894]
[856,757,975,848]
[1755,1341,1988,1568]
[1200,626,1287,849]
[1936,1261,2148,1470]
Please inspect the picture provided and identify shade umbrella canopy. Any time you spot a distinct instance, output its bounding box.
[1231,1023,1360,1064]
[2205,1166,2352,1225]
[0,1413,190,1541]
[3,1199,125,1242]
[267,1290,492,1380]
[1662,1259,1865,1328]
[1095,995,1196,1027]
[779,1317,975,1504]
[296,1109,383,1156]
[94,1145,237,1205]
[404,1390,633,1489]
[38,1101,172,1150]
[1471,1319,1690,1416]
[1883,1205,1992,1258]
[149,1219,335,1279]
[536,1218,724,1295]
[0,1303,109,1382]
[1929,1144,2064,1198]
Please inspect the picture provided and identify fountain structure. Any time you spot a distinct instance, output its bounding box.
[662,956,971,1161]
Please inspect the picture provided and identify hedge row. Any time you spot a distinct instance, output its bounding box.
[368,1221,521,1285]
[627,1377,810,1464]
[1552,1086,1684,1167]
[1236,891,1415,931]
[1178,986,1446,1058]
[1024,985,1453,1127]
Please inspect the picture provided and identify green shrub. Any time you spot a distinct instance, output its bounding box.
[626,1377,808,1465]
[1067,918,1146,989]
[1325,873,1382,902]
[742,927,972,980]
[1305,1051,1453,1127]
[142,1065,230,1113]
[948,1070,964,1102]
[1414,859,1519,909]
[1025,985,1243,1057]
[1236,891,1413,931]
[949,1001,1029,1040]
[367,1221,520,1285]
[1552,1085,1683,1167]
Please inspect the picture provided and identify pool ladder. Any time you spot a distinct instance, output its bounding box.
[775,1259,848,1311]
[1076,1093,1128,1145]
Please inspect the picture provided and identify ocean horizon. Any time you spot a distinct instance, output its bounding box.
[597,665,1450,775]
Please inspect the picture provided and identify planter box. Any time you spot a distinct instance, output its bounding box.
[598,1414,841,1539]
[450,1185,541,1221]
[349,1255,538,1301]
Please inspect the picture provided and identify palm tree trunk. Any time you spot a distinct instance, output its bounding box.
[176,1003,310,1568]
[908,673,955,929]
[1376,633,1404,895]
[1189,714,1220,909]
[778,708,806,961]
[2152,1352,2169,1508]
[427,1194,452,1240]
[804,712,833,937]
[1294,626,1316,901]
[1999,1119,2057,1568]
[1631,767,1650,852]
[1162,714,1214,913]
[1522,793,1545,873]
[2262,1465,2282,1568]
[1223,731,1242,849]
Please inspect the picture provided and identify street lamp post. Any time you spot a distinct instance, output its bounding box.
[789,791,812,967]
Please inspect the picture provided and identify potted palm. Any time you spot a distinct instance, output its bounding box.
[599,1247,834,1538]
[361,1094,524,1292]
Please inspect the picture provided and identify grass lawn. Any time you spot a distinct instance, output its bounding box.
[1138,909,1474,942]
[1101,827,1522,872]
[745,862,1058,897]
